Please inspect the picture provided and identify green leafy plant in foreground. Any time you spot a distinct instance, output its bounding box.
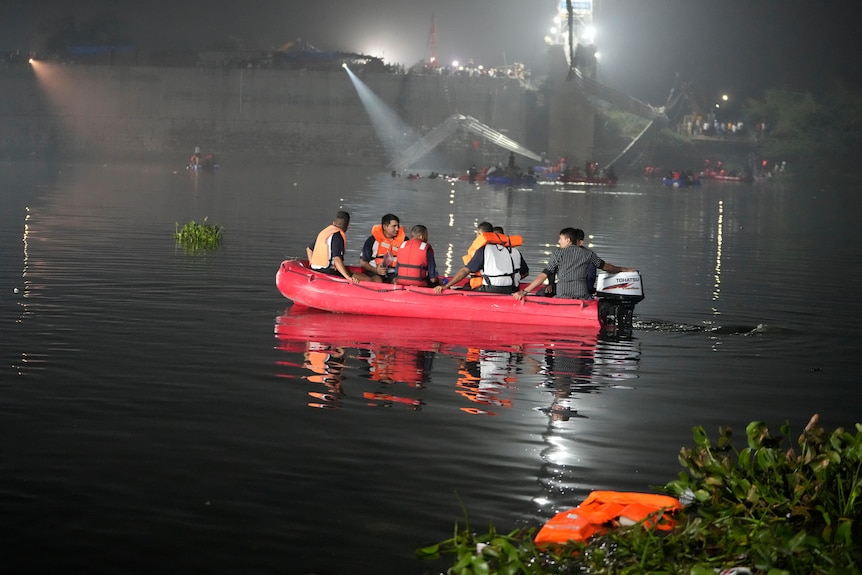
[416,523,561,575]
[419,415,862,574]
[175,218,223,251]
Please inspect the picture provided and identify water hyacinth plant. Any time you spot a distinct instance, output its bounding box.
[418,415,862,574]
[175,218,223,251]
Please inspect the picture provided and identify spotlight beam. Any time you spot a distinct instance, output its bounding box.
[343,65,418,166]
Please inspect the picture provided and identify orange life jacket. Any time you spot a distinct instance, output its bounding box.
[395,238,431,286]
[370,224,405,271]
[534,491,682,546]
[309,225,346,269]
[462,232,524,288]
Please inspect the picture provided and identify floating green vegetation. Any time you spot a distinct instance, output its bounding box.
[418,415,862,574]
[175,218,223,251]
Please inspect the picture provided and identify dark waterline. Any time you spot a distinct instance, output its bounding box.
[2,159,860,573]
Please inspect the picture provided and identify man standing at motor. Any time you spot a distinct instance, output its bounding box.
[513,228,633,300]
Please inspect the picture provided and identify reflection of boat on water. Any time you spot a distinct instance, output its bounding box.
[276,259,644,333]
[274,307,608,412]
[275,307,603,355]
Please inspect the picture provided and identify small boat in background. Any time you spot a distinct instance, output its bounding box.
[706,173,753,183]
[662,177,700,187]
[700,168,753,183]
[187,153,219,172]
[558,173,617,186]
[486,174,537,187]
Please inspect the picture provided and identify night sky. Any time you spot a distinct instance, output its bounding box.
[5,0,861,104]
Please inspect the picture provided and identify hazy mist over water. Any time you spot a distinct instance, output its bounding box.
[2,158,860,573]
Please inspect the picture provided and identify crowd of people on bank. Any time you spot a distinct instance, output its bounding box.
[412,60,530,83]
[305,211,634,300]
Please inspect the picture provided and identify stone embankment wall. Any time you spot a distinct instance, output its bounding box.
[0,64,537,166]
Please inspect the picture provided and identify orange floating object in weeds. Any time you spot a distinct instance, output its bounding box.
[534,491,682,546]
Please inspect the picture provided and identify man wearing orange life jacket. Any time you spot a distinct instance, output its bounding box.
[359,213,405,283]
[394,225,441,287]
[306,210,371,284]
[437,225,529,294]
[460,221,495,289]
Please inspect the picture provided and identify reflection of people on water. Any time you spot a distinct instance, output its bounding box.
[532,335,642,525]
[537,334,641,421]
[303,342,346,408]
[356,346,434,409]
[455,348,518,415]
[537,346,598,421]
[357,346,435,387]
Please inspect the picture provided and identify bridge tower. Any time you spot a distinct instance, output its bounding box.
[545,0,599,164]
[427,13,439,68]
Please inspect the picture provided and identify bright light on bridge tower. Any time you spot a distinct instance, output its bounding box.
[547,0,597,78]
[549,1,594,44]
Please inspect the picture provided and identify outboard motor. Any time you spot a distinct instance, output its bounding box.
[595,270,645,335]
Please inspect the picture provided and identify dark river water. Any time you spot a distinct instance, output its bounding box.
[2,158,860,574]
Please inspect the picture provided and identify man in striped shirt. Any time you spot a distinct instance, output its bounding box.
[513,228,634,300]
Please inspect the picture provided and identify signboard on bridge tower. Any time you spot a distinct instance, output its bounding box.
[559,0,593,15]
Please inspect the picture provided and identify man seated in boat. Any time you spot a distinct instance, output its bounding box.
[359,213,405,283]
[306,211,371,284]
[513,228,634,300]
[436,226,528,294]
[458,221,494,290]
[493,226,528,285]
[393,225,441,288]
